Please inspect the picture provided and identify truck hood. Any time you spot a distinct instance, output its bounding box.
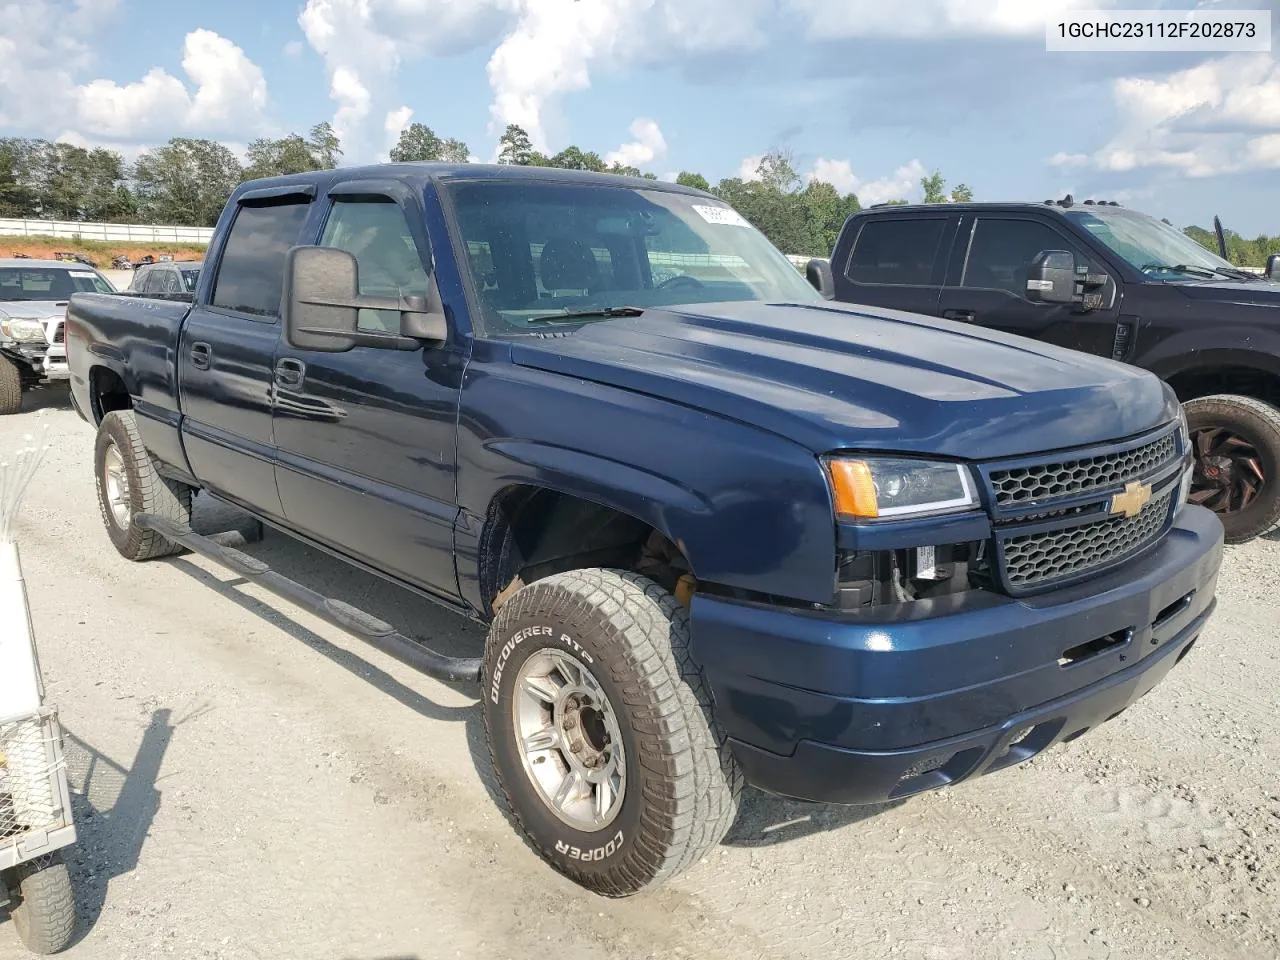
[508,300,1176,461]
[1170,278,1280,307]
[0,300,66,320]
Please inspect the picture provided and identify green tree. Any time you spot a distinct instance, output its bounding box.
[243,123,343,181]
[308,122,343,169]
[389,122,469,163]
[949,183,973,203]
[133,138,244,227]
[799,178,861,256]
[921,169,947,204]
[545,145,606,171]
[497,124,534,165]
[676,171,710,191]
[0,139,40,218]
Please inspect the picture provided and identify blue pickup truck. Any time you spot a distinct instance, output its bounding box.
[65,163,1224,897]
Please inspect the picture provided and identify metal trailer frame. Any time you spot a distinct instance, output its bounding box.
[0,704,77,873]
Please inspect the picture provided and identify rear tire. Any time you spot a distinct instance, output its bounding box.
[93,409,193,560]
[482,568,742,897]
[1183,394,1280,543]
[9,852,76,954]
[0,356,22,415]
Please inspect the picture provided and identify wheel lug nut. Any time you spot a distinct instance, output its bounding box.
[570,742,583,754]
[562,717,575,730]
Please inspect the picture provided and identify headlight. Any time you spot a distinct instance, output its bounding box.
[1175,403,1190,453]
[825,457,978,520]
[0,318,47,342]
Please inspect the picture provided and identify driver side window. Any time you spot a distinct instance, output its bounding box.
[319,197,430,332]
[962,218,1087,299]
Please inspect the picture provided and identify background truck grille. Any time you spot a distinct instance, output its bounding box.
[52,324,64,344]
[999,487,1174,589]
[989,433,1175,507]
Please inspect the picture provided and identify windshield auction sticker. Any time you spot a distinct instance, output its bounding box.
[1047,9,1270,51]
[692,204,752,227]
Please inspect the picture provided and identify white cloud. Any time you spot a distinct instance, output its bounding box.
[298,0,774,162]
[807,157,927,204]
[284,39,304,59]
[737,154,765,181]
[605,118,667,170]
[786,0,1124,39]
[1049,52,1280,177]
[73,29,269,141]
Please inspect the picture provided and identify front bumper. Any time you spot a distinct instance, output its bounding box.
[5,342,68,381]
[688,504,1224,805]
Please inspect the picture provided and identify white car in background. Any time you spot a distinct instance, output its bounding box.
[0,258,117,414]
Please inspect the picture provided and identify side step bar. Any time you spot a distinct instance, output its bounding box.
[134,513,483,685]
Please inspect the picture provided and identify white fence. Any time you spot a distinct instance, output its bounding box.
[0,218,214,245]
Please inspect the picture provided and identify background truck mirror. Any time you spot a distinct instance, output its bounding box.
[806,258,835,299]
[1267,254,1280,281]
[1026,250,1076,304]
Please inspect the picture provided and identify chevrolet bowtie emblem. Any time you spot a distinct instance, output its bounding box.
[1110,480,1152,519]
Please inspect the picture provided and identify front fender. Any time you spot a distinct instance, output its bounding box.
[455,349,839,610]
[1138,326,1280,383]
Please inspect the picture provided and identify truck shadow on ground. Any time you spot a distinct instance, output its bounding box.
[19,383,72,415]
[167,493,900,852]
[0,708,183,948]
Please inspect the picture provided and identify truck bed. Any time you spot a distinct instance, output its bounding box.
[65,291,192,476]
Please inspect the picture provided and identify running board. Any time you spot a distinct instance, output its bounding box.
[134,513,483,685]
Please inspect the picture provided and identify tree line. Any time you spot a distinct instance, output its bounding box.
[2,120,1275,263]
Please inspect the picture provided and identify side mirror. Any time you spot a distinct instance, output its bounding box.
[1267,254,1280,281]
[1025,250,1077,304]
[281,246,448,353]
[805,258,835,299]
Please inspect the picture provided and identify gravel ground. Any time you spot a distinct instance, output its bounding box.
[1,388,1277,960]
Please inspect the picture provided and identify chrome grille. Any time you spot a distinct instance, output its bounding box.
[1000,488,1174,589]
[989,433,1176,507]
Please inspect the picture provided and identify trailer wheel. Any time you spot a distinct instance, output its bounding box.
[8,852,76,954]
[482,568,742,897]
[1184,394,1280,543]
[93,409,192,560]
[0,356,22,415]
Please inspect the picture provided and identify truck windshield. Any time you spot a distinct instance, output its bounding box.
[1062,207,1239,279]
[0,267,114,300]
[442,179,820,334]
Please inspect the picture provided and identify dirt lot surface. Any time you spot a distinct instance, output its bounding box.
[1,390,1276,960]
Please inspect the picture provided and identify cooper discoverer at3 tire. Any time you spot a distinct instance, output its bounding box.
[481,567,742,897]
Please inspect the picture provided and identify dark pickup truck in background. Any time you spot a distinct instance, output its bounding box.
[65,164,1222,897]
[819,198,1280,543]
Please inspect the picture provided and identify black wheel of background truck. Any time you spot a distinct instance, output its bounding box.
[93,409,193,560]
[1184,394,1280,543]
[482,568,742,897]
[9,851,76,954]
[0,355,22,415]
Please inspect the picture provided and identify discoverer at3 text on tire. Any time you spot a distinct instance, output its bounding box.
[481,568,742,897]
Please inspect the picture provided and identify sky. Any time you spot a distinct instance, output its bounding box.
[2,0,1280,237]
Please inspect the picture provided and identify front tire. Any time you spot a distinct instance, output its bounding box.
[1184,394,1280,544]
[0,356,23,415]
[93,410,193,560]
[482,568,742,897]
[8,852,76,954]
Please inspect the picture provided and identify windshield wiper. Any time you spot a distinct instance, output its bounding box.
[1142,262,1220,279]
[526,306,644,326]
[1143,262,1262,281]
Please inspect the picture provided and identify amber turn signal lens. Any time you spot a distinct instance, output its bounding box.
[826,459,879,519]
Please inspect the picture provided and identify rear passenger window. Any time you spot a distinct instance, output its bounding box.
[845,218,947,286]
[211,199,310,318]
